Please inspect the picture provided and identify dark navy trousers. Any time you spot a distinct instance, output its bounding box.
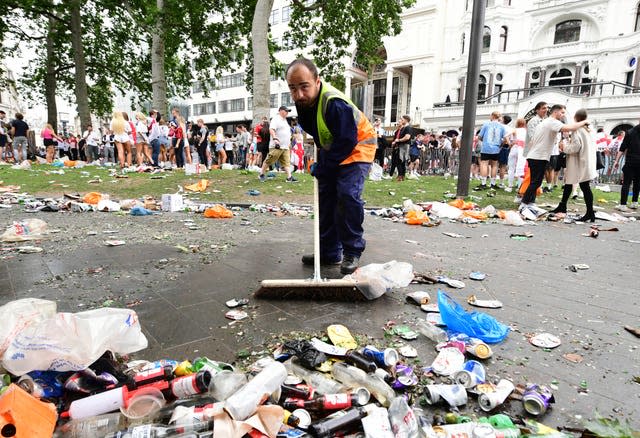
[317,162,371,260]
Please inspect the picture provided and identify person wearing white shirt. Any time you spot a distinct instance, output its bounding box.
[258,106,297,182]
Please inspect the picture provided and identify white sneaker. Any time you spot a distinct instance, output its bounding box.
[616,204,629,212]
[630,202,638,209]
[514,196,522,204]
[504,187,512,192]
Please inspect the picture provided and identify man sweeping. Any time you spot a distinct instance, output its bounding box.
[286,58,377,275]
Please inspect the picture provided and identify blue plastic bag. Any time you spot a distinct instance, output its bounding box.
[130,206,154,216]
[438,290,509,343]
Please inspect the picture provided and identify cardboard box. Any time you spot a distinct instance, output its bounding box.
[161,194,183,212]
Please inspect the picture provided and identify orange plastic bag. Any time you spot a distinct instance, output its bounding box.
[63,160,77,167]
[82,192,102,205]
[185,179,210,192]
[0,384,57,438]
[204,204,233,218]
[462,210,487,221]
[448,199,476,210]
[406,210,430,225]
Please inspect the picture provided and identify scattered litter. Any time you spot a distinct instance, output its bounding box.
[398,345,418,358]
[568,264,590,272]
[420,303,439,313]
[562,353,584,363]
[1,219,48,242]
[204,205,233,218]
[624,326,640,338]
[247,189,261,196]
[436,276,465,289]
[469,271,486,281]
[510,232,533,239]
[225,298,250,308]
[467,295,503,309]
[16,246,43,254]
[225,310,249,321]
[405,291,431,305]
[442,232,467,238]
[104,240,126,246]
[529,333,561,349]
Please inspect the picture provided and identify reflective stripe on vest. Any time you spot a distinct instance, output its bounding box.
[316,82,376,165]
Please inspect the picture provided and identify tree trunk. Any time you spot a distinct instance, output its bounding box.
[252,0,275,126]
[151,0,168,116]
[45,16,58,130]
[69,0,91,131]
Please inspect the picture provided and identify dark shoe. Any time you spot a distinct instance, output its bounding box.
[473,184,487,191]
[301,254,341,266]
[577,212,596,223]
[550,203,567,214]
[286,176,298,183]
[542,187,550,193]
[490,184,498,190]
[259,174,266,182]
[340,255,360,275]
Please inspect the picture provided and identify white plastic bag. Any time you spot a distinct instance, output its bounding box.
[504,210,525,226]
[0,298,58,357]
[97,199,121,212]
[345,260,414,300]
[428,202,463,219]
[1,218,48,242]
[369,162,383,181]
[2,307,148,374]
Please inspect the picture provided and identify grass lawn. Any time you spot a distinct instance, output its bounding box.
[0,163,621,211]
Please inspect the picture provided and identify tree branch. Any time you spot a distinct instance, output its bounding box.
[290,0,323,12]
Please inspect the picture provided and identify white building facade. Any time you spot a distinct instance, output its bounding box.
[188,0,640,135]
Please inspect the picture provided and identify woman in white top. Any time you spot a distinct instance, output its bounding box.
[215,126,226,166]
[135,112,152,165]
[110,111,131,169]
[506,118,527,191]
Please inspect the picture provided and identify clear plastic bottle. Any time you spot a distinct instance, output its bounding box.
[224,361,287,420]
[287,360,346,395]
[415,320,448,343]
[388,396,420,438]
[103,420,213,438]
[54,413,124,438]
[331,362,395,407]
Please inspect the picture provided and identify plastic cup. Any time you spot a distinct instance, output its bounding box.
[120,387,166,420]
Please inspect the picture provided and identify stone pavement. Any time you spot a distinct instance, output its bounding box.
[1,207,639,429]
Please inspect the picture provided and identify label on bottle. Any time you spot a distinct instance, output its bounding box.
[130,425,154,438]
[171,375,200,399]
[323,393,351,409]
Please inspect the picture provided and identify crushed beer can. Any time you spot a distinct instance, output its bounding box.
[362,346,399,368]
[391,364,418,390]
[453,360,486,388]
[522,384,555,415]
[479,379,515,412]
[423,384,468,407]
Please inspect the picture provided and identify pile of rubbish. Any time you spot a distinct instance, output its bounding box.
[0,297,631,438]
[370,199,636,227]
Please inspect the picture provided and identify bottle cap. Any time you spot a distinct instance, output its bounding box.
[291,408,311,428]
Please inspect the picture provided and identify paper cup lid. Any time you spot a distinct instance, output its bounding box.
[529,333,561,349]
[291,408,312,428]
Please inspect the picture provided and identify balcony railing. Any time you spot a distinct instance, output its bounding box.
[433,81,640,107]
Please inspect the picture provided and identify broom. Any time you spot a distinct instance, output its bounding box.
[254,145,370,301]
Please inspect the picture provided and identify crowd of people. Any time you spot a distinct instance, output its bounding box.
[1,98,639,215]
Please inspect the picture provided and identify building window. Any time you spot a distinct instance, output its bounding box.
[554,20,581,44]
[218,98,245,113]
[247,97,253,110]
[270,93,278,108]
[282,6,291,22]
[482,26,491,52]
[192,81,204,94]
[635,3,640,32]
[219,73,244,89]
[461,33,465,55]
[281,92,293,107]
[372,78,386,118]
[494,84,503,102]
[499,26,508,52]
[478,75,487,100]
[549,68,573,86]
[269,9,280,25]
[206,102,216,114]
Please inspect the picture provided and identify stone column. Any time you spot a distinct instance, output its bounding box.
[487,72,494,100]
[384,67,394,125]
[574,63,582,94]
[459,76,465,101]
[344,72,353,97]
[540,68,546,87]
[634,57,640,87]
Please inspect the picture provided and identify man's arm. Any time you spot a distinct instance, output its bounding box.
[560,120,588,133]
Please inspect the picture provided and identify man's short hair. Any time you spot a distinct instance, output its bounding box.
[285,57,319,79]
[490,111,501,120]
[534,101,548,111]
[550,104,566,113]
[15,113,23,120]
[402,115,411,123]
[0,110,5,115]
[502,115,512,124]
